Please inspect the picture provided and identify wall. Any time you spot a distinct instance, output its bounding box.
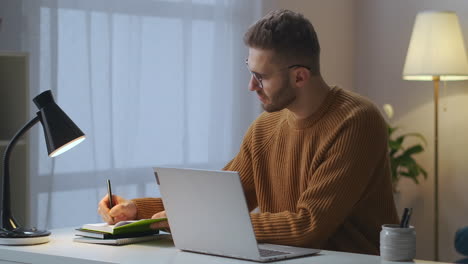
[262,0,356,91]
[356,0,468,262]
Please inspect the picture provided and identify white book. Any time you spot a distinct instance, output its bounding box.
[73,234,162,245]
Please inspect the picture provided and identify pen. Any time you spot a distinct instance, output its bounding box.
[403,208,413,228]
[400,208,409,228]
[107,179,114,208]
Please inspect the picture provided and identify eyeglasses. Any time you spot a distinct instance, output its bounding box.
[245,59,311,89]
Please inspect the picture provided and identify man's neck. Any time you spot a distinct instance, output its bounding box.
[287,76,331,120]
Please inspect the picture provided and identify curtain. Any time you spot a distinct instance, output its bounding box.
[20,0,261,229]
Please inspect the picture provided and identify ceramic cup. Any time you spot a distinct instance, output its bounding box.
[380,224,416,261]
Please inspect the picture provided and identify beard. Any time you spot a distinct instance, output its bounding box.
[261,76,296,113]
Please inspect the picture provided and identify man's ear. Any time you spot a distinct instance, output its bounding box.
[294,68,311,87]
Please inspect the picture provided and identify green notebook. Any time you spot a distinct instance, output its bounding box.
[81,218,167,235]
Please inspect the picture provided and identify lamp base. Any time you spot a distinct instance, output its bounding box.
[0,227,50,245]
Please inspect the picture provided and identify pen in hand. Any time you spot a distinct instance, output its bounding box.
[107,179,114,208]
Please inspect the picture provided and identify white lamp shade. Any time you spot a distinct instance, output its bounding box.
[403,11,468,81]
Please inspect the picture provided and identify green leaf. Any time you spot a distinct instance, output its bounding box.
[402,145,424,156]
[386,122,427,186]
[392,152,426,184]
[418,165,428,179]
[400,132,427,146]
[389,136,405,152]
[388,126,399,136]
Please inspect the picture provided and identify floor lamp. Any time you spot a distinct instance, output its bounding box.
[402,11,468,261]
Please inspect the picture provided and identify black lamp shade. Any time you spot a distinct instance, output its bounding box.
[33,90,85,157]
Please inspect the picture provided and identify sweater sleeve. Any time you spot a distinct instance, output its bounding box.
[250,108,389,248]
[131,197,165,219]
[223,123,258,212]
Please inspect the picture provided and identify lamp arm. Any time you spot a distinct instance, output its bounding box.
[1,115,40,230]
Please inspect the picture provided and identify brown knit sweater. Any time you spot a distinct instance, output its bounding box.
[133,86,399,255]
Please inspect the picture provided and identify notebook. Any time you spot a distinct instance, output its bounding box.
[75,228,158,239]
[73,234,161,245]
[154,167,320,262]
[80,218,166,236]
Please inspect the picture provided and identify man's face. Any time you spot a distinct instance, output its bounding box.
[246,48,296,112]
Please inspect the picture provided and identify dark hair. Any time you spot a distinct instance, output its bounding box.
[243,9,321,75]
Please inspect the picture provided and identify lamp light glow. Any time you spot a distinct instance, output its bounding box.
[49,135,86,157]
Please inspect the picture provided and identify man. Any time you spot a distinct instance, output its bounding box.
[98,9,399,255]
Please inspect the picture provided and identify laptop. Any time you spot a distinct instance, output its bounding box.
[154,167,320,262]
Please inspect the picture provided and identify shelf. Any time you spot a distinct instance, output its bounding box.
[0,140,26,147]
[1,52,29,227]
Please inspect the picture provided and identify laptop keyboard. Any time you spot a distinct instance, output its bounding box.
[259,248,290,257]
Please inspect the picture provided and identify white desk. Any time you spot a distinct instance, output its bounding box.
[0,228,448,264]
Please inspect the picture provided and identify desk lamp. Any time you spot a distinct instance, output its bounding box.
[0,90,85,245]
[402,10,468,260]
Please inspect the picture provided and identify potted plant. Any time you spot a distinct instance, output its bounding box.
[383,104,428,193]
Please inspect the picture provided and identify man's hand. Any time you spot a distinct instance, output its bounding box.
[150,211,170,231]
[97,195,137,224]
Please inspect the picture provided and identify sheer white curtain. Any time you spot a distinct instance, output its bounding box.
[21,0,261,229]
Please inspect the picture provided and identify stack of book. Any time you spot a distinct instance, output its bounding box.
[74,218,167,245]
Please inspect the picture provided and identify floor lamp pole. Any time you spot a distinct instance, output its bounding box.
[433,76,440,261]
